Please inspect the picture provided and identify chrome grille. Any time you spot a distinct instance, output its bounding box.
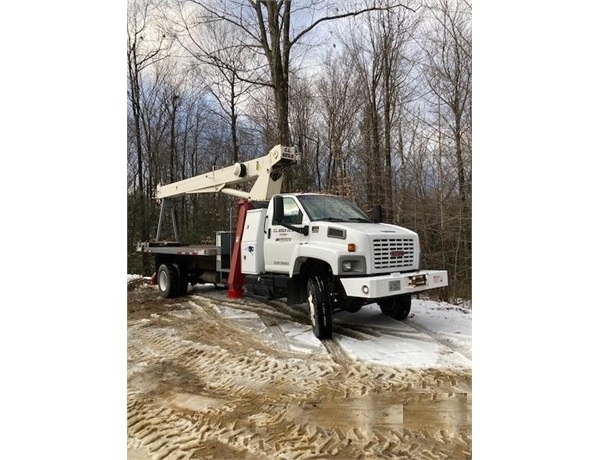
[372,238,416,269]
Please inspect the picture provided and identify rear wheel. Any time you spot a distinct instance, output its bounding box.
[307,275,333,339]
[177,270,189,295]
[157,264,180,298]
[378,294,411,320]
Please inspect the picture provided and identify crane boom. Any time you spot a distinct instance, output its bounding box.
[156,145,299,201]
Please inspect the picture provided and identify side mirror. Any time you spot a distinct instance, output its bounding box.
[273,195,284,224]
[373,204,382,223]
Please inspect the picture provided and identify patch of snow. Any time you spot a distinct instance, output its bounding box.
[314,300,470,368]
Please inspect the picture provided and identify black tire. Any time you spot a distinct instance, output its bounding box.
[307,276,333,339]
[177,269,189,296]
[157,263,180,298]
[344,299,363,313]
[378,294,411,320]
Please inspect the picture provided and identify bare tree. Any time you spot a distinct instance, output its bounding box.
[288,75,320,192]
[337,1,419,221]
[422,0,471,207]
[416,0,472,297]
[172,11,259,163]
[128,0,172,271]
[314,49,362,199]
[128,0,172,194]
[177,0,413,148]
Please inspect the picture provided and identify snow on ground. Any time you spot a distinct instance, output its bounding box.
[333,300,471,368]
[128,275,471,369]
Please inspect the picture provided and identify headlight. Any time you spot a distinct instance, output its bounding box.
[338,256,366,274]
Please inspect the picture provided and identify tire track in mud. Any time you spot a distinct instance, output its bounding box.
[333,318,472,363]
[321,337,352,366]
[187,296,312,358]
[128,319,336,458]
[258,314,291,350]
[197,291,473,443]
[198,290,311,326]
[128,284,472,459]
[208,290,472,363]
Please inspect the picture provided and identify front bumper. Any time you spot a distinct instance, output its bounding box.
[339,270,448,299]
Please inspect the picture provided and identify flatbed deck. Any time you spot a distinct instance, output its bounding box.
[137,242,220,256]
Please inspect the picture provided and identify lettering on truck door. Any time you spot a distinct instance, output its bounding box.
[264,197,305,273]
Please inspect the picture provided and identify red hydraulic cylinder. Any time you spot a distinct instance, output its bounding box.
[228,199,254,298]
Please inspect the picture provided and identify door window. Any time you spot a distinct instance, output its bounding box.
[282,197,302,224]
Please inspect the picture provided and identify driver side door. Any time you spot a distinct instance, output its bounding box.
[264,196,305,273]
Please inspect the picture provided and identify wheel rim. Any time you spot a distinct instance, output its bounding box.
[158,270,168,292]
[307,286,316,327]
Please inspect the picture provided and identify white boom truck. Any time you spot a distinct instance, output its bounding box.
[137,145,448,339]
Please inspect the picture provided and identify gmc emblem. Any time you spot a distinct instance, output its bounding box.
[390,250,404,257]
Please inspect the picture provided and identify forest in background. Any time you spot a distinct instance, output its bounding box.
[127,0,471,301]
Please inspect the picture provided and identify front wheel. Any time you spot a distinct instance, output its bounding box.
[157,263,180,298]
[378,294,411,320]
[307,276,333,339]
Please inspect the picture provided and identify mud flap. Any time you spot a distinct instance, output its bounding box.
[286,276,306,305]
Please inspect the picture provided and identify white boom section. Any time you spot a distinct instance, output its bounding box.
[155,145,299,201]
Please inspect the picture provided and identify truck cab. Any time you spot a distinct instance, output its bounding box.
[241,193,448,338]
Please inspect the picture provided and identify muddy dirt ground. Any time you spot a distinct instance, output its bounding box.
[127,278,472,459]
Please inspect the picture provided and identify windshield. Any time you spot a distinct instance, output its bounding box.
[297,195,371,223]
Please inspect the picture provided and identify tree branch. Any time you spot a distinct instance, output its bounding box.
[290,3,415,47]
[187,0,263,43]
